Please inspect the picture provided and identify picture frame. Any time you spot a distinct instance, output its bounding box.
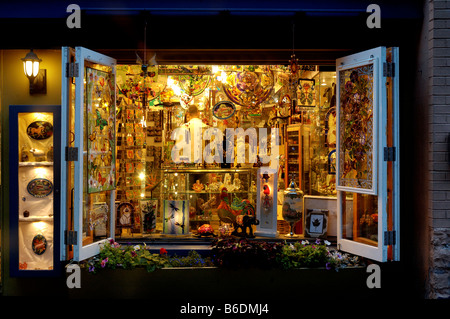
[305,209,328,238]
[328,149,336,175]
[163,200,189,235]
[140,199,158,234]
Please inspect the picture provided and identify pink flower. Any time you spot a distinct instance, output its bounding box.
[101,258,109,268]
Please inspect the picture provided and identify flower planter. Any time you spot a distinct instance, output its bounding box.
[68,266,371,300]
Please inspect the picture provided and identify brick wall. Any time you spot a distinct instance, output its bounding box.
[427,0,450,299]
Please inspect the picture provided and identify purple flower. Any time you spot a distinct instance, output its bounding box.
[101,257,109,268]
[89,265,95,272]
[326,263,332,270]
[315,238,321,245]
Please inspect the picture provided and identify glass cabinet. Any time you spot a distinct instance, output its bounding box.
[9,105,61,276]
[285,125,301,189]
[160,168,257,235]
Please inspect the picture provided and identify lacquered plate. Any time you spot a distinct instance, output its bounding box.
[27,121,53,140]
[178,74,211,96]
[27,178,53,198]
[212,101,236,120]
[32,234,47,255]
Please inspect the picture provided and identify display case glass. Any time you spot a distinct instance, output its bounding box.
[158,168,258,236]
[9,105,61,276]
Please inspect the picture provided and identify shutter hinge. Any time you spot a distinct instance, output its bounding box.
[384,230,396,246]
[384,147,396,161]
[65,62,79,78]
[65,146,79,161]
[65,230,78,245]
[383,62,395,77]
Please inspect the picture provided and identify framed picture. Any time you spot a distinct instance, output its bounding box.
[305,209,328,238]
[328,149,336,175]
[116,202,135,230]
[85,67,116,193]
[140,199,158,234]
[336,60,377,195]
[297,79,316,107]
[163,200,189,235]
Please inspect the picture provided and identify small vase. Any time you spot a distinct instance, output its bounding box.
[282,180,304,237]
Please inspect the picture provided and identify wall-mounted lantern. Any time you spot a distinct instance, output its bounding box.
[21,49,46,94]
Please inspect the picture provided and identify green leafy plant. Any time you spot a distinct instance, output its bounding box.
[167,250,214,268]
[86,239,169,273]
[277,240,331,269]
[84,238,363,274]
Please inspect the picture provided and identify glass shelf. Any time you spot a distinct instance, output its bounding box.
[19,161,54,166]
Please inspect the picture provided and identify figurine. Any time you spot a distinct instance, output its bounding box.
[189,206,196,219]
[262,184,272,211]
[21,145,30,162]
[232,173,242,191]
[192,180,204,192]
[217,187,259,238]
[46,145,54,162]
[223,173,233,191]
[30,148,45,162]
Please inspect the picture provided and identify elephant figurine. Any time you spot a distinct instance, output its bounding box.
[233,214,260,238]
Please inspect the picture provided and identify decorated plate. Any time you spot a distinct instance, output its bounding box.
[278,94,291,117]
[222,70,273,108]
[27,178,53,198]
[27,121,53,140]
[32,234,47,255]
[213,101,236,120]
[178,74,211,96]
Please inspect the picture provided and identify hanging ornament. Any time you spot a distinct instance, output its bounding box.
[290,53,299,76]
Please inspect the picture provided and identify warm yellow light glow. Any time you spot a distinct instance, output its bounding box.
[21,50,41,79]
[220,71,227,84]
[140,193,145,198]
[32,221,49,232]
[34,167,47,176]
[24,61,40,78]
[139,172,145,180]
[33,112,48,121]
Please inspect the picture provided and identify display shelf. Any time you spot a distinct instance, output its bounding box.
[285,124,302,189]
[19,216,54,222]
[19,161,54,167]
[161,168,258,234]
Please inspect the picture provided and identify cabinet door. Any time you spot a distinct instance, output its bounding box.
[67,47,117,261]
[336,47,400,262]
[9,105,61,276]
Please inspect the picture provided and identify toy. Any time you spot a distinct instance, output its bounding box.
[217,187,259,238]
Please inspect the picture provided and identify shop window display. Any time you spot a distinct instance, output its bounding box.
[109,64,341,240]
[9,106,61,275]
